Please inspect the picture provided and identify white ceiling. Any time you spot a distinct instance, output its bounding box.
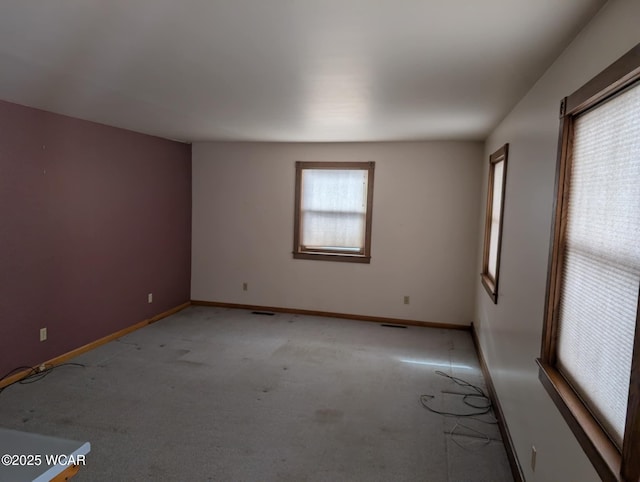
[0,0,605,143]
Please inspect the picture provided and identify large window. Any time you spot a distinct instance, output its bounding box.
[538,43,640,482]
[293,161,374,263]
[481,144,509,303]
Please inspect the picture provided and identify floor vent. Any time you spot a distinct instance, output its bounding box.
[380,323,408,329]
[252,311,275,316]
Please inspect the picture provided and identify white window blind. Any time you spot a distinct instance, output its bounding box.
[556,82,640,448]
[487,160,504,280]
[300,169,368,252]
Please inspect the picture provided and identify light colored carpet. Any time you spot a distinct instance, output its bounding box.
[0,306,513,481]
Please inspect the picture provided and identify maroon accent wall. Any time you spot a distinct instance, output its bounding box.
[0,100,191,376]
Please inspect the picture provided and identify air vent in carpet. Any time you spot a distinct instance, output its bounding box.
[252,311,275,316]
[380,323,408,329]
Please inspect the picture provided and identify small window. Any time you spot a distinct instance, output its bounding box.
[293,161,374,263]
[538,42,640,482]
[481,144,508,303]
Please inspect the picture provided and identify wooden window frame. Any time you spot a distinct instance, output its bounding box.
[481,144,509,304]
[293,161,375,263]
[537,43,640,482]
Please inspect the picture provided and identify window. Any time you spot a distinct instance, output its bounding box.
[293,161,374,263]
[538,43,640,482]
[481,144,509,303]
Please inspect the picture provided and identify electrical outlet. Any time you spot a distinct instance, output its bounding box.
[39,327,47,342]
[148,293,153,303]
[531,445,537,472]
[243,282,248,291]
[403,295,410,305]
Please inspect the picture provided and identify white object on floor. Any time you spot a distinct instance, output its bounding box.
[0,428,90,482]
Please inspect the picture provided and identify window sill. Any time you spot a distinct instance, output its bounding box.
[536,359,621,481]
[293,251,371,264]
[480,274,498,304]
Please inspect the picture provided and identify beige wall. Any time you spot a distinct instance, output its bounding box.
[192,141,483,325]
[474,1,640,480]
